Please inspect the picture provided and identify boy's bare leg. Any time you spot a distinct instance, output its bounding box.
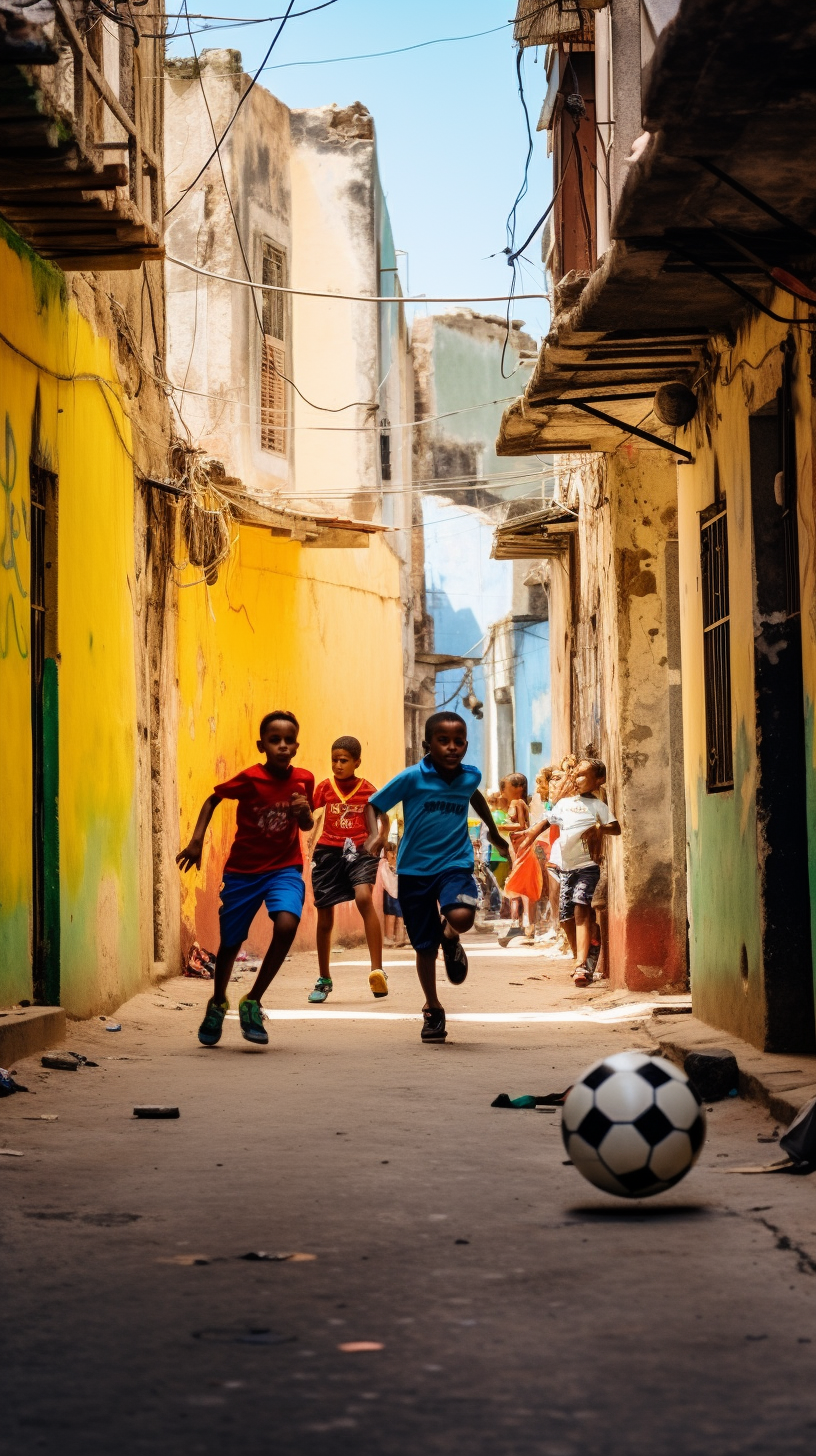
[441,904,475,942]
[561,916,577,957]
[384,913,395,941]
[213,942,241,1004]
[417,949,441,1010]
[574,904,593,966]
[354,883,383,967]
[395,917,406,946]
[316,905,335,980]
[419,906,474,1007]
[247,912,300,1001]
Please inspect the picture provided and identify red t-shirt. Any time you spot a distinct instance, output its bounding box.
[313,777,377,848]
[214,763,315,875]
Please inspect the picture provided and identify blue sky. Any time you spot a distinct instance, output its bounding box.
[166,0,553,341]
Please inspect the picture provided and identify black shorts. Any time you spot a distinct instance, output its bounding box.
[559,865,601,921]
[311,845,379,908]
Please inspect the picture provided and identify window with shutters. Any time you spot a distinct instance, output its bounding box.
[260,241,287,455]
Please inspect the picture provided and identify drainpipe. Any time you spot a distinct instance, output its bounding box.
[608,0,643,219]
[595,4,612,257]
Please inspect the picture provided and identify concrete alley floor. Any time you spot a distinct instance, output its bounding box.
[3,932,816,1456]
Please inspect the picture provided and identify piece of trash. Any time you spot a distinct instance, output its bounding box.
[185,941,216,979]
[41,1054,79,1071]
[779,1094,816,1169]
[338,1342,383,1353]
[0,1149,24,1157]
[683,1048,739,1101]
[491,1089,571,1109]
[454,1238,470,1245]
[67,1052,98,1067]
[105,1023,122,1032]
[725,1159,800,1175]
[239,1251,316,1262]
[194,1327,295,1346]
[757,1130,780,1143]
[133,1106,180,1119]
[0,1067,28,1096]
[24,1114,57,1121]
[157,1254,211,1266]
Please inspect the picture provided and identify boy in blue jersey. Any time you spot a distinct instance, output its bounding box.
[363,711,508,1043]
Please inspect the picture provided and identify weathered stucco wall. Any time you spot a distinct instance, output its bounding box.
[677,298,816,1048]
[567,444,686,990]
[0,229,177,1015]
[175,529,405,954]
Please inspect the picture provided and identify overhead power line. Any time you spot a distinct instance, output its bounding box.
[259,23,510,72]
[166,255,547,304]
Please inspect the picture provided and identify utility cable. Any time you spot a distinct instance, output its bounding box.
[259,22,509,72]
[165,255,547,303]
[166,0,297,216]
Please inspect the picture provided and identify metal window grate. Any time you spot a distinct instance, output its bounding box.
[260,242,286,455]
[701,504,733,791]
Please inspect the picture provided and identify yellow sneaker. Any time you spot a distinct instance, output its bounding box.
[369,969,388,999]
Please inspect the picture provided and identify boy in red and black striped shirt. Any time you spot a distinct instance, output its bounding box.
[308,736,390,1003]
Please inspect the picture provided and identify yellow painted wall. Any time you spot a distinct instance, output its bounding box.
[176,525,405,953]
[0,228,143,1014]
[677,297,815,1045]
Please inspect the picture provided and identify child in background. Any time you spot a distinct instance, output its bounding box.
[517,758,620,986]
[177,711,314,1048]
[498,772,534,946]
[308,736,391,1003]
[379,843,406,947]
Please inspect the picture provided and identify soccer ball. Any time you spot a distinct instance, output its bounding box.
[562,1051,706,1198]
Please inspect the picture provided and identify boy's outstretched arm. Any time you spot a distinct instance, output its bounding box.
[470,790,509,860]
[289,790,314,831]
[176,793,220,872]
[363,803,388,858]
[515,816,552,857]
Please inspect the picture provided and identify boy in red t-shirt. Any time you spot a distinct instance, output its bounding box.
[307,735,390,1003]
[176,710,314,1047]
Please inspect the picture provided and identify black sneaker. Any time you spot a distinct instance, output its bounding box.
[421,1007,447,1043]
[440,922,468,985]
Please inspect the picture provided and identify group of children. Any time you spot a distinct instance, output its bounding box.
[480,755,620,985]
[176,711,619,1048]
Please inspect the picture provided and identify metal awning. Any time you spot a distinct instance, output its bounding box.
[491,504,577,560]
[499,0,816,459]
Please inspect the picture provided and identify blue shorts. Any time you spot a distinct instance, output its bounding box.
[397,869,480,952]
[382,890,402,918]
[219,867,305,946]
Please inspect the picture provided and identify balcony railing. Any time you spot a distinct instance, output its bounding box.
[0,0,164,269]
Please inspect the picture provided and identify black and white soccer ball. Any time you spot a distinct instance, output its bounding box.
[562,1051,706,1198]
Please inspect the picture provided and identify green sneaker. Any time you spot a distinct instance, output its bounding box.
[238,996,269,1045]
[198,998,229,1047]
[308,978,333,1003]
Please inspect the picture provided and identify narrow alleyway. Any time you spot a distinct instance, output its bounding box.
[4,935,816,1455]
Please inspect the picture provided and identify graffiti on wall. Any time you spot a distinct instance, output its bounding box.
[1,413,28,659]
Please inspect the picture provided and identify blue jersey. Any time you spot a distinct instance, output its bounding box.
[369,757,482,876]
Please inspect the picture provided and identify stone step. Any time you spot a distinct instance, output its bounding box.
[0,1006,66,1068]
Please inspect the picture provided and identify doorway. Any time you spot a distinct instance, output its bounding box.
[749,364,815,1050]
[29,460,58,1005]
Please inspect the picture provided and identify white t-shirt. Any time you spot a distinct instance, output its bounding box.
[548,795,616,871]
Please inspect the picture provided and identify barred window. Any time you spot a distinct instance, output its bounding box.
[701,501,733,792]
[260,241,286,455]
